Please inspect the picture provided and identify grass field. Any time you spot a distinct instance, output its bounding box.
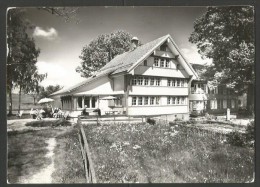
[6,93,39,111]
[83,122,254,183]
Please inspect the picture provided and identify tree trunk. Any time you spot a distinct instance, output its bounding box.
[246,84,254,116]
[18,85,22,113]
[8,89,13,116]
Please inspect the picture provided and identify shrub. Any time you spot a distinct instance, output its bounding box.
[245,120,254,146]
[146,118,156,125]
[226,131,246,147]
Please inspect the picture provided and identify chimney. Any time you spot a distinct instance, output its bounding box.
[131,36,139,50]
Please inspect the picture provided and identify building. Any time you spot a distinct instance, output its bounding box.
[189,63,239,115]
[50,34,199,119]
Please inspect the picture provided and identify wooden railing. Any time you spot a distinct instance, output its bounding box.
[77,119,97,183]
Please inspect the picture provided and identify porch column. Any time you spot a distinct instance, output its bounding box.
[90,97,92,108]
[82,96,84,108]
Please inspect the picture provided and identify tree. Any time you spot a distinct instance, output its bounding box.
[76,30,133,77]
[189,6,254,113]
[7,9,46,114]
[39,85,63,99]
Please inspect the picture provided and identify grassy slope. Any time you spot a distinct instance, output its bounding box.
[84,122,254,183]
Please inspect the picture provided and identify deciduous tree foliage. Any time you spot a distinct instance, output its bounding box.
[189,6,254,112]
[76,30,133,77]
[7,9,46,114]
[39,85,63,99]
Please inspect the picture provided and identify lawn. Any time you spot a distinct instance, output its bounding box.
[7,128,60,183]
[83,122,254,183]
[8,120,85,184]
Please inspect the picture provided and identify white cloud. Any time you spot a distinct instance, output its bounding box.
[180,45,212,65]
[33,27,58,40]
[36,61,85,87]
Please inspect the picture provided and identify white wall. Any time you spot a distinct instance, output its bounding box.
[71,76,113,95]
[113,75,125,91]
[129,86,188,96]
[128,105,188,116]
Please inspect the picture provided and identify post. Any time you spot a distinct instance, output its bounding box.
[226,108,230,121]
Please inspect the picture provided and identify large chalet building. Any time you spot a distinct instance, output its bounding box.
[51,34,239,119]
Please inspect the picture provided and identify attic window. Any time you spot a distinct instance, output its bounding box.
[160,45,167,51]
[144,60,147,66]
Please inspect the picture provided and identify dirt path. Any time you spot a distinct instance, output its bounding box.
[19,138,57,184]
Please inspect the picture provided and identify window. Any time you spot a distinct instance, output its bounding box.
[78,97,82,108]
[167,79,171,86]
[144,77,149,85]
[172,97,176,104]
[160,45,167,51]
[144,60,147,66]
[177,79,180,87]
[167,97,171,104]
[92,97,96,108]
[138,97,143,105]
[176,64,180,69]
[184,79,188,87]
[132,77,137,85]
[84,97,90,108]
[132,97,137,105]
[137,77,143,85]
[155,78,160,86]
[180,97,184,104]
[180,80,184,87]
[154,58,159,67]
[160,59,165,67]
[150,78,155,86]
[150,97,155,105]
[217,99,221,109]
[165,59,170,68]
[210,100,217,109]
[177,97,180,104]
[115,98,122,106]
[156,97,160,105]
[144,97,149,105]
[172,79,176,87]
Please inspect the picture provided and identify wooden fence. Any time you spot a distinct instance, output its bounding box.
[77,119,97,183]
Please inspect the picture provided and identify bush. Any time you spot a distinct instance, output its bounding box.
[146,118,156,125]
[226,131,247,147]
[245,121,254,146]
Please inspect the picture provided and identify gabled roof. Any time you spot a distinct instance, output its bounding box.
[51,34,198,96]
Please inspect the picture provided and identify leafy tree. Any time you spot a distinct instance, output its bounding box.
[7,9,46,115]
[39,85,63,99]
[76,30,133,77]
[189,6,254,113]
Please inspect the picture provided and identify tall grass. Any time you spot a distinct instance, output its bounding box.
[84,122,254,183]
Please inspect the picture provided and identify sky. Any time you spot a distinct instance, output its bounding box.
[21,6,211,89]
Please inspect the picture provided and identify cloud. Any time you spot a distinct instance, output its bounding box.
[33,27,58,40]
[36,61,85,87]
[180,45,212,65]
